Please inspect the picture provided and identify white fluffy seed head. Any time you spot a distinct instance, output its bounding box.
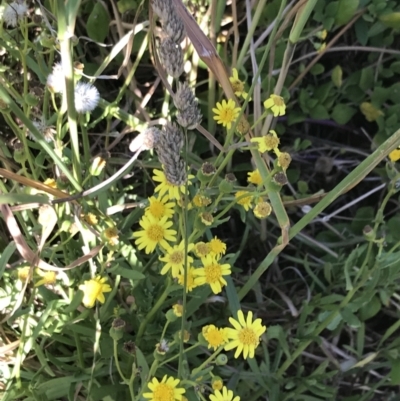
[74,81,100,113]
[46,63,64,94]
[3,1,28,27]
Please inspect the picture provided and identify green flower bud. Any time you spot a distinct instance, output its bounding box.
[166,308,178,322]
[197,162,216,184]
[215,354,228,365]
[109,318,126,341]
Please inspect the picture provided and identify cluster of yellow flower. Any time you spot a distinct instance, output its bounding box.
[133,168,232,294]
[142,310,266,401]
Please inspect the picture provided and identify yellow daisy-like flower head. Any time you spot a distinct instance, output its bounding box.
[224,310,266,359]
[133,215,177,254]
[79,276,112,308]
[84,213,98,226]
[264,94,286,117]
[193,193,212,208]
[202,324,229,350]
[211,377,223,391]
[208,237,227,259]
[146,195,175,220]
[17,266,31,282]
[229,68,248,99]
[159,241,194,278]
[247,169,263,186]
[193,255,231,294]
[200,212,214,226]
[360,102,384,122]
[143,375,185,401]
[34,268,57,287]
[177,266,199,292]
[210,386,240,401]
[172,303,183,317]
[250,130,280,153]
[153,169,194,201]
[103,227,119,246]
[389,148,400,162]
[253,201,272,219]
[194,242,211,258]
[44,178,57,189]
[212,99,241,130]
[235,190,253,211]
[275,149,292,171]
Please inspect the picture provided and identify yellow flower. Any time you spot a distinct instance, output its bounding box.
[146,195,175,220]
[212,99,241,130]
[17,266,31,282]
[133,215,177,254]
[389,149,400,162]
[208,237,226,259]
[194,242,210,258]
[210,386,240,401]
[250,130,280,153]
[360,102,384,122]
[84,213,98,226]
[275,149,292,171]
[235,191,253,211]
[229,68,248,99]
[224,310,266,359]
[103,227,119,246]
[34,268,57,287]
[202,325,229,350]
[247,169,263,186]
[211,378,223,391]
[79,276,112,308]
[179,330,191,343]
[264,94,286,117]
[153,169,194,201]
[253,201,272,219]
[177,266,199,292]
[172,304,183,317]
[193,193,212,207]
[193,255,231,294]
[159,241,194,278]
[200,212,214,226]
[317,42,326,53]
[143,375,185,401]
[44,178,57,189]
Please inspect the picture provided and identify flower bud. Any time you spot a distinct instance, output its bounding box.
[109,318,126,341]
[215,354,228,365]
[197,162,216,184]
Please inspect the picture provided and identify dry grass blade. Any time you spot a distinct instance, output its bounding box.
[171,0,236,100]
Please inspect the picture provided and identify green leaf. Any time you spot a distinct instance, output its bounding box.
[331,65,343,88]
[359,67,374,91]
[331,104,356,125]
[390,359,400,385]
[355,18,369,45]
[310,63,325,75]
[86,3,110,43]
[359,296,381,321]
[110,266,145,280]
[335,0,359,26]
[309,104,330,120]
[380,12,400,29]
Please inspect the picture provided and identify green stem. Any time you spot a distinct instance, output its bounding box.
[136,278,171,346]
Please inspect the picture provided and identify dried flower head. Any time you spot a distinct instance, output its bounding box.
[74,81,100,113]
[3,1,28,27]
[129,128,161,153]
[177,105,202,129]
[253,201,272,219]
[46,63,64,94]
[28,120,55,143]
[155,123,188,186]
[158,37,184,78]
[163,10,185,43]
